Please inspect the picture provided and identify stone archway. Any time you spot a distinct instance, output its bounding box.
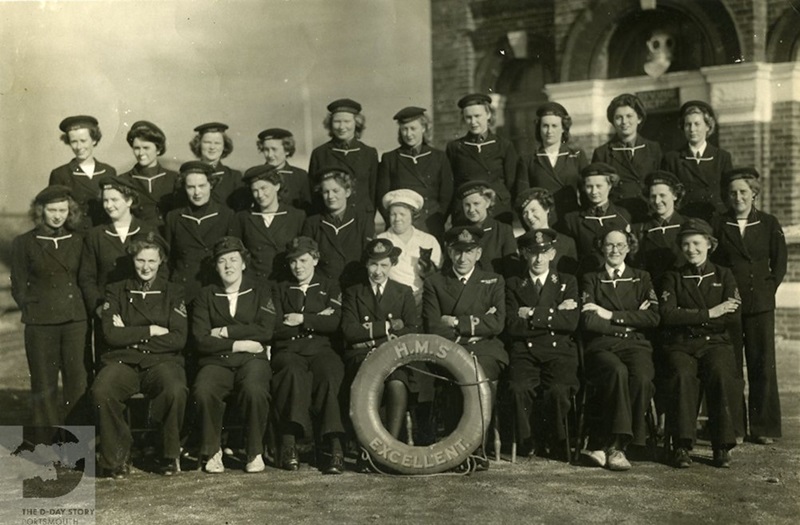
[767,6,800,63]
[560,0,742,82]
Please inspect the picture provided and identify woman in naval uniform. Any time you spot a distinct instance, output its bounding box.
[49,115,117,230]
[119,120,179,228]
[712,167,787,445]
[592,94,662,223]
[270,236,346,474]
[232,165,306,285]
[308,99,379,216]
[580,227,659,472]
[90,232,188,478]
[377,106,453,239]
[662,101,733,222]
[256,128,312,214]
[11,186,88,433]
[79,175,155,370]
[515,102,587,228]
[189,122,247,212]
[164,161,235,304]
[446,93,518,224]
[191,237,275,474]
[301,168,374,290]
[454,180,516,277]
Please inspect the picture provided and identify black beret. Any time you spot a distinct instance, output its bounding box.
[35,185,72,205]
[677,218,715,239]
[97,175,139,195]
[456,180,492,200]
[581,162,617,178]
[212,236,247,259]
[679,100,715,118]
[518,228,558,253]
[444,225,484,249]
[129,120,165,137]
[536,102,568,118]
[257,128,293,141]
[243,164,281,187]
[133,231,170,258]
[457,93,492,109]
[193,122,229,134]
[286,236,319,259]
[644,170,681,189]
[326,98,362,114]
[722,167,760,187]
[515,187,552,213]
[364,238,402,261]
[59,115,98,132]
[179,161,214,176]
[393,106,427,122]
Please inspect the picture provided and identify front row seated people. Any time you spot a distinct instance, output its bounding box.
[580,227,659,471]
[91,232,188,479]
[660,219,743,468]
[505,228,579,458]
[341,238,420,441]
[191,237,275,474]
[422,225,507,468]
[270,236,346,474]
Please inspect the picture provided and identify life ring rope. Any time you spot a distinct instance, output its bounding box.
[404,363,492,387]
[350,334,494,475]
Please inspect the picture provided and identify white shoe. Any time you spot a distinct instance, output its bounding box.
[605,448,631,471]
[205,449,224,473]
[245,454,265,473]
[584,449,606,467]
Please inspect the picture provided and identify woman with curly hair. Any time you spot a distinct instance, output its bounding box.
[377,107,453,239]
[308,99,378,216]
[662,101,733,222]
[49,115,117,230]
[592,94,662,223]
[580,227,659,471]
[189,122,247,211]
[301,168,374,290]
[11,185,88,433]
[516,102,587,228]
[256,128,312,214]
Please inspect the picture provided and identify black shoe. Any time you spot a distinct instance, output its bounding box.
[160,458,180,476]
[713,448,732,468]
[474,455,490,471]
[280,445,299,471]
[108,462,130,480]
[672,447,692,469]
[323,452,344,475]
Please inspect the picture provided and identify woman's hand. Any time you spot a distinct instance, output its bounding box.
[232,340,264,354]
[283,313,304,326]
[582,302,612,320]
[149,325,169,336]
[709,298,741,319]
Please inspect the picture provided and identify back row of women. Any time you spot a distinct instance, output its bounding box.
[12,92,786,477]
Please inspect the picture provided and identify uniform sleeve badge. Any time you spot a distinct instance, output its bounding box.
[734,288,742,302]
[661,290,670,302]
[175,301,187,318]
[261,297,277,315]
[648,288,659,304]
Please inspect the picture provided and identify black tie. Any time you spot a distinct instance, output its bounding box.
[626,143,634,160]
[375,285,383,303]
[142,281,151,292]
[614,269,621,280]
[534,279,543,295]
[593,206,603,216]
[460,277,468,286]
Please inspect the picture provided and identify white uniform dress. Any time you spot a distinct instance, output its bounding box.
[377,227,442,306]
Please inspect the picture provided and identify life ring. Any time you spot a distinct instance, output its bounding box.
[350,333,492,475]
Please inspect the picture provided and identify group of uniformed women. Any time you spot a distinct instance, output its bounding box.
[10,92,786,477]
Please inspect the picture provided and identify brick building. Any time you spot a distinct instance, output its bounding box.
[431,0,800,337]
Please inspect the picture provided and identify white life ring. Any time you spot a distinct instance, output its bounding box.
[349,333,492,475]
